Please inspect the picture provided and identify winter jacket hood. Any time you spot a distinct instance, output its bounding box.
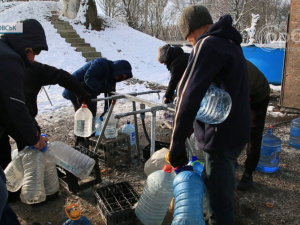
[165,47,184,69]
[199,15,242,45]
[1,19,48,64]
[111,60,133,79]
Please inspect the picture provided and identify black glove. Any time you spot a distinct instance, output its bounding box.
[169,149,188,168]
[77,91,91,105]
[163,97,171,104]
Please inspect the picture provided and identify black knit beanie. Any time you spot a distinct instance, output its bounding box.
[157,44,171,63]
[179,5,213,39]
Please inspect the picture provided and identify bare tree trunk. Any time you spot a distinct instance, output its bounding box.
[85,0,104,30]
[144,0,148,33]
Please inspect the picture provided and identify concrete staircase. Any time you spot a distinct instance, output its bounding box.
[51,20,102,62]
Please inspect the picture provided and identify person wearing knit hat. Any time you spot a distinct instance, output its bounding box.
[156,44,189,103]
[169,5,250,225]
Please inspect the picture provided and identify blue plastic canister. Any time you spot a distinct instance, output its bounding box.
[256,126,282,173]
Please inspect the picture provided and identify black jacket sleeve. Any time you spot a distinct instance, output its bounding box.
[0,55,40,146]
[31,62,87,97]
[165,53,189,100]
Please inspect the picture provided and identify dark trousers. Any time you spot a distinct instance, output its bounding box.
[244,97,269,172]
[0,134,11,170]
[0,166,20,225]
[204,145,245,225]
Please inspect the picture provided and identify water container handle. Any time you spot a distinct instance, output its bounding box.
[30,134,48,152]
[65,204,81,221]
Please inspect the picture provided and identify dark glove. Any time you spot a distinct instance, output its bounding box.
[77,91,91,105]
[168,149,188,168]
[163,97,171,104]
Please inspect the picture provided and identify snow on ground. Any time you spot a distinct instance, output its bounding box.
[0,1,283,118]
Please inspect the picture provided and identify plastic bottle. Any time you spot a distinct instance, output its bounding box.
[189,156,204,175]
[104,114,118,139]
[95,116,103,136]
[189,157,209,218]
[172,166,205,225]
[189,134,205,162]
[121,120,136,155]
[63,204,92,225]
[256,126,282,173]
[135,164,176,225]
[196,85,232,124]
[144,147,172,176]
[288,117,300,150]
[44,158,59,196]
[74,104,93,137]
[20,148,46,204]
[4,150,25,192]
[11,148,18,160]
[43,141,95,180]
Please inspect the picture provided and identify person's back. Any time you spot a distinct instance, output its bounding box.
[157,44,189,103]
[237,60,270,191]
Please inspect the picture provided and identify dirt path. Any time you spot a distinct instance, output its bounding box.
[8,94,300,225]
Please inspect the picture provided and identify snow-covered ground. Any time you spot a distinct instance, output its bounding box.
[0,1,284,119]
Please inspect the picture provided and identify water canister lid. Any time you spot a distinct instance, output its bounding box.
[127,120,130,124]
[81,104,87,108]
[163,164,173,173]
[191,156,198,162]
[70,210,80,220]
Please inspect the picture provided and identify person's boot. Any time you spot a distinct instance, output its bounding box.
[237,170,253,191]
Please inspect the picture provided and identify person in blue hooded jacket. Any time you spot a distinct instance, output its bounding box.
[168,5,250,225]
[62,58,133,146]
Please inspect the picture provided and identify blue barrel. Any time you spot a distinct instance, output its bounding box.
[172,169,205,225]
[288,117,300,150]
[256,127,282,173]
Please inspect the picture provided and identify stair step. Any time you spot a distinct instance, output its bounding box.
[85,57,101,62]
[52,23,73,30]
[76,47,96,52]
[65,38,85,43]
[60,32,80,38]
[81,51,101,57]
[71,43,91,48]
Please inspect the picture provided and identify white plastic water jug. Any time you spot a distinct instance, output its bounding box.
[74,104,93,137]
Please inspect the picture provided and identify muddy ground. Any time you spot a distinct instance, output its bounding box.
[8,90,300,225]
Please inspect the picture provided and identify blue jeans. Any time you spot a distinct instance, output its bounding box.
[0,166,20,225]
[204,145,245,225]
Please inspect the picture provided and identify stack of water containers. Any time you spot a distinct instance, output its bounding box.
[5,140,95,204]
[288,117,300,150]
[256,126,282,173]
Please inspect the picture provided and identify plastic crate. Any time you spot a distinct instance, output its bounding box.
[143,141,170,161]
[58,145,102,194]
[94,182,140,225]
[89,132,131,167]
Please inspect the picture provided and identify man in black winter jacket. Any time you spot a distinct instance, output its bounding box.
[156,44,190,104]
[168,6,250,225]
[0,19,49,225]
[0,61,91,170]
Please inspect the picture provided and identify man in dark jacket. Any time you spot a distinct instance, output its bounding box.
[0,62,91,170]
[237,60,270,191]
[62,58,133,146]
[0,19,48,225]
[168,5,250,225]
[156,44,190,103]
